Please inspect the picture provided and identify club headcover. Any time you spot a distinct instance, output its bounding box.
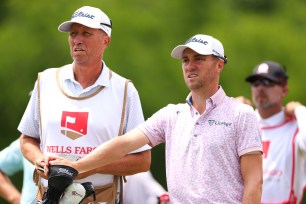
[41,165,78,204]
[60,182,96,204]
[60,183,86,204]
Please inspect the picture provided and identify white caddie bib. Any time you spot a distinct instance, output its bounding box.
[38,65,127,187]
[261,119,298,203]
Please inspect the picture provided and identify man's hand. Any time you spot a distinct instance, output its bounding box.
[284,101,303,120]
[49,157,77,173]
[35,155,63,178]
[34,157,49,179]
[236,96,253,106]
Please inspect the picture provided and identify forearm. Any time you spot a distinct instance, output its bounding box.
[94,149,151,175]
[242,184,262,204]
[20,134,43,164]
[0,171,21,204]
[75,129,150,173]
[241,153,263,204]
[76,150,151,179]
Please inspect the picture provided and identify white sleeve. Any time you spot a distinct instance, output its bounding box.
[17,81,40,138]
[124,82,151,153]
[295,106,306,151]
[124,82,145,133]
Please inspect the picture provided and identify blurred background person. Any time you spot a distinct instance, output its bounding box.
[236,96,253,107]
[0,138,36,204]
[124,171,168,204]
[243,60,306,203]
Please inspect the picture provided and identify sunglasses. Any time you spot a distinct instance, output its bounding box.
[251,79,278,87]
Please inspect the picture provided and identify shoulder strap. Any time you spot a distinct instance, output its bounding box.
[117,79,131,204]
[37,72,42,137]
[33,72,44,201]
[118,79,131,136]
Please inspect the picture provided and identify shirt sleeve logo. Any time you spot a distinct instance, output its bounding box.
[60,111,89,140]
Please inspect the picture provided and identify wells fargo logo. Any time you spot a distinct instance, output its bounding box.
[61,111,89,140]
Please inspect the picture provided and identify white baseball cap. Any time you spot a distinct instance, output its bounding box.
[171,34,227,63]
[58,6,112,36]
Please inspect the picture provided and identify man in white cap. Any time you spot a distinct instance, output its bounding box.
[18,6,151,204]
[48,34,263,203]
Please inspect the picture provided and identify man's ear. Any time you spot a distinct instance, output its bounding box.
[282,85,289,97]
[102,36,111,49]
[217,59,224,72]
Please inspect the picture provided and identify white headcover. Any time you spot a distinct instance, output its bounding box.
[60,183,86,204]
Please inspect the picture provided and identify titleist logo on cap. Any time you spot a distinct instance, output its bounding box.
[185,37,208,45]
[71,11,95,20]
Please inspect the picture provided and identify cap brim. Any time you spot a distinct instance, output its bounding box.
[58,21,73,32]
[245,74,280,83]
[171,44,212,59]
[58,20,102,32]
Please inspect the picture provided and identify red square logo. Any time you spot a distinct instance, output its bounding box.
[60,111,89,140]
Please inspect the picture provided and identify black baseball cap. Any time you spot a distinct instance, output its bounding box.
[245,61,288,85]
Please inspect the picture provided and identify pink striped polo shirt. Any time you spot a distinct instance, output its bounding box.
[138,87,262,203]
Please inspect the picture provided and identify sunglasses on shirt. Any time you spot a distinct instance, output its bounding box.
[251,79,279,87]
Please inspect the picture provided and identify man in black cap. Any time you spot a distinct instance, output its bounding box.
[242,60,306,203]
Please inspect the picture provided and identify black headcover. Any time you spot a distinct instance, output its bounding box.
[41,165,78,204]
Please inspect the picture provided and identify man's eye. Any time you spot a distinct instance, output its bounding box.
[182,59,189,63]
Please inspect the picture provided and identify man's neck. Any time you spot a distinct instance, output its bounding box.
[73,61,103,89]
[191,86,218,115]
[257,106,282,119]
